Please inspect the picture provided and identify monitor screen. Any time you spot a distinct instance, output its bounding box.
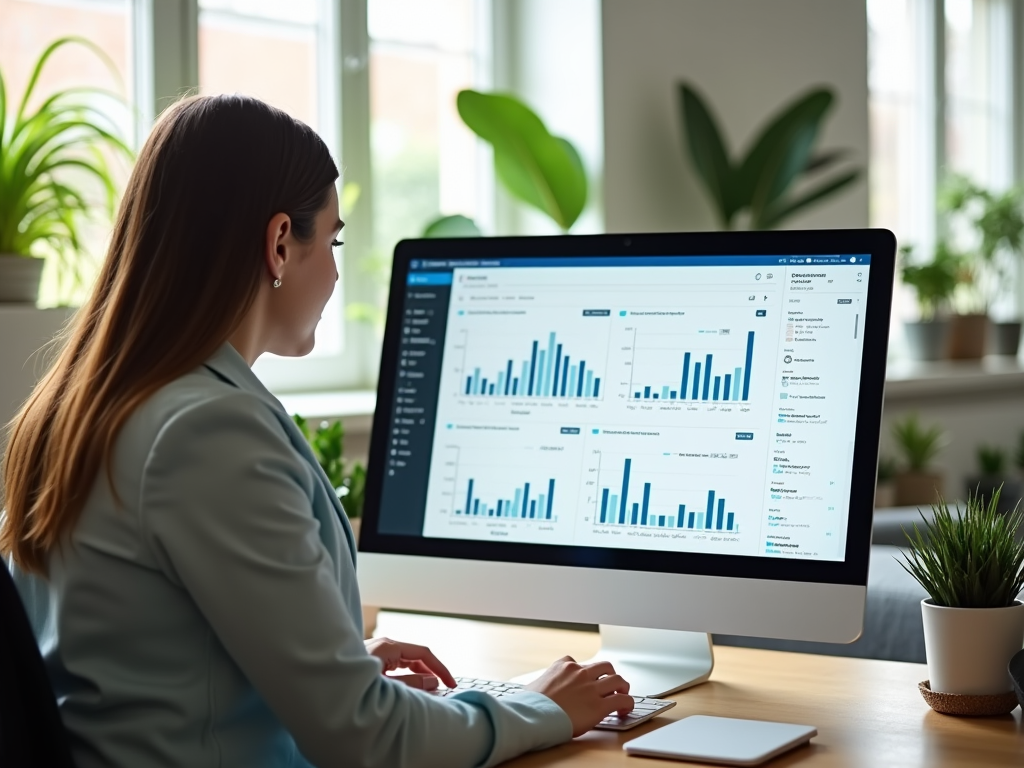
[370,249,875,567]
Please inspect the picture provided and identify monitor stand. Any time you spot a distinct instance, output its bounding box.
[513,625,714,698]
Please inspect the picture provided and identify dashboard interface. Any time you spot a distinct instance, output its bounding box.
[375,254,871,563]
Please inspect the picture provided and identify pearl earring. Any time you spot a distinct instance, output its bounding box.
[273,277,282,288]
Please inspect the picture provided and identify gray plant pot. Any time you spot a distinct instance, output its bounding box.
[990,321,1022,357]
[0,254,44,304]
[904,319,949,361]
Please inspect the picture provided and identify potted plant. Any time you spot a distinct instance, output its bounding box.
[899,244,960,361]
[875,455,897,509]
[293,414,376,636]
[0,37,132,305]
[967,445,1024,516]
[891,414,946,506]
[900,490,1024,704]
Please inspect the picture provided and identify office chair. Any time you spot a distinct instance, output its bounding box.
[0,563,77,768]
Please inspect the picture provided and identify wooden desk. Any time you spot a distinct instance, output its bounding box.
[375,611,1024,767]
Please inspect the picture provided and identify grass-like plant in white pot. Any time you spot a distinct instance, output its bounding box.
[901,490,1024,710]
[891,414,946,506]
[0,37,132,305]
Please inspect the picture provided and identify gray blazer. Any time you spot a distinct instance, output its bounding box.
[12,344,570,768]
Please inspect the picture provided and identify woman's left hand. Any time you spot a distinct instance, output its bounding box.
[365,637,458,688]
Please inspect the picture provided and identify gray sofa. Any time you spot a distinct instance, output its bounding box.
[715,508,930,663]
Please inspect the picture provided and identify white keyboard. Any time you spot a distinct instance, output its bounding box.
[429,676,676,731]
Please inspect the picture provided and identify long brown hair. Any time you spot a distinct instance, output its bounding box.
[1,95,338,573]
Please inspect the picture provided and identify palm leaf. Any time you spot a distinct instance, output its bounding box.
[759,169,860,229]
[678,83,735,227]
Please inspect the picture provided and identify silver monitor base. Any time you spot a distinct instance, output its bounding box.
[512,625,714,698]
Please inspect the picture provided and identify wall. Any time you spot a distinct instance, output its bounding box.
[602,0,870,233]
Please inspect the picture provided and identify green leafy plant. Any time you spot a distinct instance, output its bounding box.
[677,82,860,230]
[898,243,963,320]
[977,445,1008,477]
[1016,431,1024,473]
[892,414,946,472]
[293,415,366,519]
[900,489,1024,608]
[0,37,132,299]
[422,214,481,238]
[877,455,898,484]
[455,90,587,232]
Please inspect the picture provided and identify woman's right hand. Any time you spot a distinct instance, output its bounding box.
[524,656,634,736]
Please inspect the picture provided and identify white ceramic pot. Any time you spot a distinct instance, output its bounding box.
[922,599,1024,694]
[0,254,45,304]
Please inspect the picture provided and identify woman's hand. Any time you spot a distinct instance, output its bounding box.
[365,637,458,689]
[525,656,633,737]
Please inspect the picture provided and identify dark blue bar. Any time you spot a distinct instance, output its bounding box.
[706,490,715,529]
[634,391,641,398]
[678,504,686,527]
[512,378,519,395]
[473,498,480,515]
[547,478,555,519]
[692,363,702,399]
[644,386,651,398]
[465,377,472,395]
[530,500,537,519]
[504,360,513,395]
[641,482,651,525]
[576,361,586,397]
[488,506,494,516]
[600,488,610,523]
[713,376,721,400]
[553,344,563,395]
[594,378,601,397]
[702,354,713,400]
[560,357,570,397]
[653,393,659,399]
[723,373,732,401]
[688,511,696,528]
[681,352,691,399]
[670,390,677,399]
[659,515,665,526]
[522,482,530,518]
[488,383,495,395]
[481,378,488,395]
[412,254,872,271]
[743,331,754,400]
[528,341,539,396]
[497,500,503,517]
[717,498,726,530]
[727,512,735,531]
[631,502,639,526]
[465,478,474,516]
[619,458,631,524]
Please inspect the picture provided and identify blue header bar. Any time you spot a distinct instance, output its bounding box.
[409,254,871,271]
[408,272,453,286]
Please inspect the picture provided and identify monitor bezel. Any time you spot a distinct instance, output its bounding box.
[359,229,896,588]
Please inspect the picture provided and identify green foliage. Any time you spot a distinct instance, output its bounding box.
[456,90,587,232]
[1016,431,1024,473]
[977,445,1008,476]
[422,214,481,238]
[677,82,860,230]
[877,455,898,484]
[899,243,964,320]
[900,490,1024,608]
[891,413,946,472]
[292,415,366,519]
[0,37,132,299]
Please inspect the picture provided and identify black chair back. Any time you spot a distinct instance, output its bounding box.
[0,564,76,768]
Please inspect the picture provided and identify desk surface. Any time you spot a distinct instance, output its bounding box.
[374,611,1024,767]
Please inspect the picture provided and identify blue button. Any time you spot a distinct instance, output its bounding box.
[735,432,754,440]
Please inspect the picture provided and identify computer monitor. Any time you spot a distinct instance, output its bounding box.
[358,229,896,696]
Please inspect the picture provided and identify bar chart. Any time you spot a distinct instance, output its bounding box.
[595,457,740,532]
[459,330,603,400]
[631,331,755,403]
[455,477,558,521]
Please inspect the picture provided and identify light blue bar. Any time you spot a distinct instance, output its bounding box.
[473,367,481,395]
[568,364,578,398]
[512,488,523,517]
[661,385,670,399]
[734,367,742,400]
[521,361,530,397]
[696,512,704,529]
[668,516,675,527]
[536,351,546,397]
[496,371,505,396]
[585,370,594,398]
[608,494,618,522]
[537,494,546,519]
[545,332,556,396]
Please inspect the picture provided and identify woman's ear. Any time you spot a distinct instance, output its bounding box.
[264,213,293,283]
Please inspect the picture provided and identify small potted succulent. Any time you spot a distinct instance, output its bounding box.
[899,244,960,361]
[967,445,1024,516]
[875,455,897,509]
[891,414,946,506]
[901,490,1024,707]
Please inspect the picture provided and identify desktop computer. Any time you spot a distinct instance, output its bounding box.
[358,229,896,697]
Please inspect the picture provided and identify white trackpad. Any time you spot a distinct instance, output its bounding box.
[623,715,817,766]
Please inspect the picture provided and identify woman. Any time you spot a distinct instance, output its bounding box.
[1,95,632,768]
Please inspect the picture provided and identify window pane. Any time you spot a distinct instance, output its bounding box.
[0,0,133,306]
[369,0,486,261]
[199,0,344,360]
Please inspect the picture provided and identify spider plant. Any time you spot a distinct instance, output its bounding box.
[891,414,947,473]
[0,36,133,301]
[900,490,1024,608]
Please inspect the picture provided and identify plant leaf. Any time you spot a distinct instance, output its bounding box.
[423,214,482,238]
[678,83,735,227]
[759,169,860,229]
[457,90,587,231]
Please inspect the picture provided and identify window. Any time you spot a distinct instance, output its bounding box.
[0,0,134,306]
